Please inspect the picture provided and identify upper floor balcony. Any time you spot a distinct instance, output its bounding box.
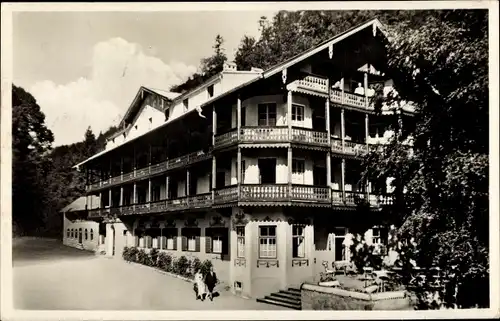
[288,75,415,113]
[86,148,212,193]
[214,126,330,150]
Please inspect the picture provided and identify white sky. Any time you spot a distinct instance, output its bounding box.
[13,11,275,146]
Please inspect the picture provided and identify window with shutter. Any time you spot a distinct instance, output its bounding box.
[195,236,201,252]
[206,236,212,253]
[182,236,188,251]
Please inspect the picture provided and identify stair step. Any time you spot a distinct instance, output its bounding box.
[287,287,301,294]
[256,298,301,310]
[276,291,301,300]
[266,295,300,305]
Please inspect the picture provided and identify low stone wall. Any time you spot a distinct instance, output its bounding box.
[301,283,411,310]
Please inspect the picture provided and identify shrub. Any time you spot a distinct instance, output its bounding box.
[191,257,202,274]
[123,247,139,262]
[173,256,189,277]
[149,248,159,267]
[200,259,213,276]
[158,252,173,272]
[137,248,149,265]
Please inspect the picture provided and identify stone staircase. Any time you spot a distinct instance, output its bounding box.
[256,287,301,310]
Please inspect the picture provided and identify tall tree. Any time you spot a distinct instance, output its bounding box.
[170,35,227,94]
[362,10,489,308]
[12,85,54,235]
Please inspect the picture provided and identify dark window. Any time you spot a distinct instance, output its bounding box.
[241,106,246,126]
[90,229,94,240]
[258,103,277,126]
[292,225,306,258]
[85,228,88,240]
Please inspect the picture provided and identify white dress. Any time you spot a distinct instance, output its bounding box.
[195,273,207,297]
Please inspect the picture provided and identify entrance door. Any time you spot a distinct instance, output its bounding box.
[258,158,277,184]
[313,165,327,186]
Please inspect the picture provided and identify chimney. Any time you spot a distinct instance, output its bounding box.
[223,61,237,71]
[250,67,263,73]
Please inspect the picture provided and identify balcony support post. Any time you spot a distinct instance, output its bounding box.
[133,144,137,178]
[212,105,217,145]
[287,147,293,197]
[120,187,124,207]
[365,114,369,145]
[84,194,88,211]
[326,152,332,189]
[364,71,369,108]
[287,90,292,140]
[166,176,170,200]
[133,183,137,205]
[212,156,216,200]
[120,156,123,182]
[186,169,190,198]
[341,159,346,202]
[340,76,345,105]
[340,108,345,152]
[148,179,152,203]
[237,96,241,142]
[237,148,242,198]
[326,78,331,146]
[109,188,112,208]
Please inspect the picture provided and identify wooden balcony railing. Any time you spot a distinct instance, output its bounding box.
[189,193,213,208]
[86,148,212,192]
[291,128,328,146]
[288,75,328,95]
[240,184,289,202]
[86,188,394,219]
[241,127,288,142]
[214,130,238,148]
[330,89,369,109]
[290,185,330,202]
[344,141,369,156]
[214,185,238,204]
[88,208,102,218]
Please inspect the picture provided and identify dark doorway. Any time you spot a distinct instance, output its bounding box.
[216,170,226,188]
[313,165,327,186]
[258,158,277,184]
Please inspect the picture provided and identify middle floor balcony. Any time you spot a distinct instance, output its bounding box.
[87,186,394,219]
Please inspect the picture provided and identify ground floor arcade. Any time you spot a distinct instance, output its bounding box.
[100,206,388,299]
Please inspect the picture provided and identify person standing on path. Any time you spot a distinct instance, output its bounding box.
[194,269,207,301]
[204,266,218,301]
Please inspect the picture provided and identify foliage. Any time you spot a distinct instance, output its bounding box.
[136,248,149,265]
[149,248,159,266]
[349,238,383,272]
[200,259,213,277]
[359,10,489,309]
[12,85,54,236]
[157,252,173,272]
[170,35,227,94]
[122,246,139,262]
[173,255,190,276]
[191,257,202,274]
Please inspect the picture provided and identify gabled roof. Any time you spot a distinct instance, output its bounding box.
[120,86,179,128]
[195,18,386,110]
[60,196,100,213]
[74,18,387,169]
[263,18,385,78]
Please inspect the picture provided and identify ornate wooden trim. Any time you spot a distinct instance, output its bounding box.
[234,258,246,267]
[184,217,199,227]
[208,215,226,227]
[232,210,249,230]
[287,217,312,226]
[257,259,279,268]
[292,258,309,267]
[164,218,176,228]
